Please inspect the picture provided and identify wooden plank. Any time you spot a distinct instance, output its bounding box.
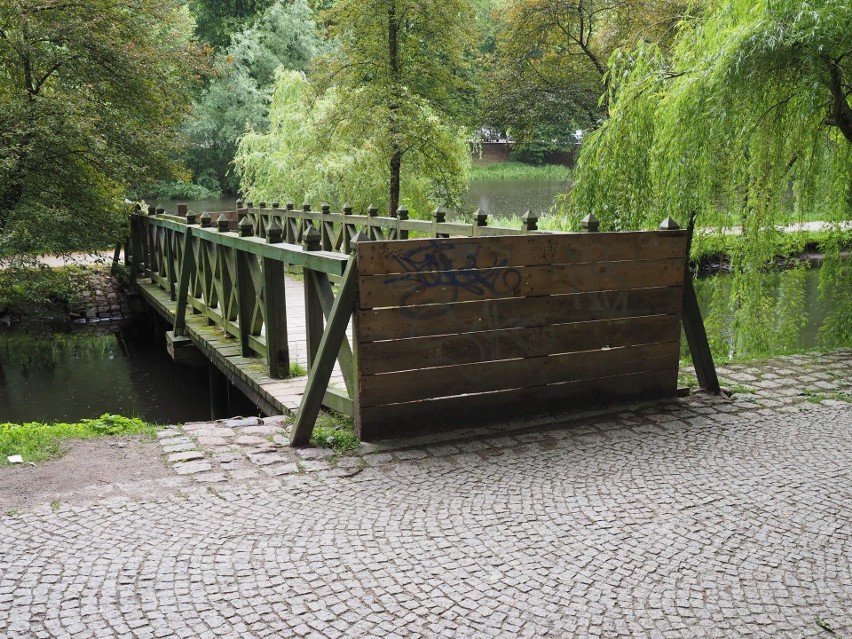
[357,286,683,342]
[358,314,681,375]
[356,232,688,275]
[357,367,679,439]
[358,341,681,407]
[358,258,685,309]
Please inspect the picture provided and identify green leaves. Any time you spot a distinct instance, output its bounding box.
[0,0,207,258]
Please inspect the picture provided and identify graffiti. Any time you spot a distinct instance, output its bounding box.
[384,240,522,318]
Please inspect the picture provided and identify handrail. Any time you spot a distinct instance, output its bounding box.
[127,209,354,408]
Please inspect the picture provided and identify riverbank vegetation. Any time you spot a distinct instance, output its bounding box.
[0,415,154,465]
[469,163,570,181]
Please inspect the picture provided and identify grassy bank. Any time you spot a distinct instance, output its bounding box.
[1,414,155,465]
[469,162,571,181]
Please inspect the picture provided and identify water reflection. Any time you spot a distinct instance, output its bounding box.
[690,267,847,361]
[158,179,568,220]
[0,319,212,424]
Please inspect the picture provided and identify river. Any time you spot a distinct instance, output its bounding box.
[1,267,844,424]
[157,179,568,220]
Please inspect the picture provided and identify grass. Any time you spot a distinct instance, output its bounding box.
[309,411,360,454]
[288,362,309,377]
[469,162,571,181]
[0,414,155,465]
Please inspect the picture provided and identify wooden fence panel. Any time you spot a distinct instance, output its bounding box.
[354,232,688,439]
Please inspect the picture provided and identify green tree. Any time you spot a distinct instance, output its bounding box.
[235,70,471,214]
[187,0,323,192]
[0,0,206,257]
[189,0,275,49]
[483,0,686,157]
[313,0,479,214]
[568,0,851,349]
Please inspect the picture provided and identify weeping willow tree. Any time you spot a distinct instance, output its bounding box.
[234,70,471,214]
[566,0,851,356]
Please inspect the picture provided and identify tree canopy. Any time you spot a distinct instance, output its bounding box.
[567,0,851,349]
[483,0,686,159]
[234,70,471,215]
[309,0,479,214]
[0,0,206,257]
[186,0,323,192]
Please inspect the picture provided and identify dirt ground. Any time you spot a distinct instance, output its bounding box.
[0,436,187,513]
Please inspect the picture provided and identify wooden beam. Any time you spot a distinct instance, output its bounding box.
[680,215,720,394]
[310,270,355,396]
[290,254,358,446]
[263,257,290,378]
[173,227,195,337]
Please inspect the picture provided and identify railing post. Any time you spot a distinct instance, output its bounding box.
[173,227,194,337]
[432,207,448,238]
[522,210,538,233]
[236,218,258,357]
[303,226,323,368]
[397,206,409,240]
[472,208,488,237]
[320,203,334,251]
[263,218,289,378]
[367,204,381,240]
[343,203,355,253]
[581,213,600,232]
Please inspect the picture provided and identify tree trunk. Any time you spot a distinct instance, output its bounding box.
[387,0,401,215]
[389,152,401,216]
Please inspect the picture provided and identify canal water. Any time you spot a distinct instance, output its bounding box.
[0,317,256,424]
[156,179,567,220]
[0,267,844,425]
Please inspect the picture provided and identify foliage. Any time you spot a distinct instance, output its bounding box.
[0,267,83,324]
[0,0,207,258]
[308,0,479,214]
[289,362,309,377]
[235,70,472,215]
[131,181,221,202]
[0,414,154,465]
[189,0,275,49]
[469,162,570,181]
[482,0,687,150]
[309,412,359,453]
[566,0,852,353]
[187,0,323,192]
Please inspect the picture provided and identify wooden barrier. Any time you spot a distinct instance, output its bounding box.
[352,228,691,439]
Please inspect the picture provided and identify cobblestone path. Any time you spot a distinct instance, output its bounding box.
[1,350,850,638]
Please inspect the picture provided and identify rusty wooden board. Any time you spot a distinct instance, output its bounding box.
[358,257,686,309]
[354,232,688,439]
[357,367,680,439]
[356,231,688,275]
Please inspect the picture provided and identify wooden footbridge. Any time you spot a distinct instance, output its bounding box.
[127,202,718,444]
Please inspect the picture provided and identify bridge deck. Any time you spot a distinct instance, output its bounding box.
[135,275,351,418]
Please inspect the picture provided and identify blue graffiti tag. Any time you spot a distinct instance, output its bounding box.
[384,241,522,318]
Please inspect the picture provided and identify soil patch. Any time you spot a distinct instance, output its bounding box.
[0,436,188,513]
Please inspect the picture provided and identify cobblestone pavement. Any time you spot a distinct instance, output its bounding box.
[1,349,850,638]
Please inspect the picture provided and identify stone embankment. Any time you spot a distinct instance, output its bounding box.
[70,267,131,324]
